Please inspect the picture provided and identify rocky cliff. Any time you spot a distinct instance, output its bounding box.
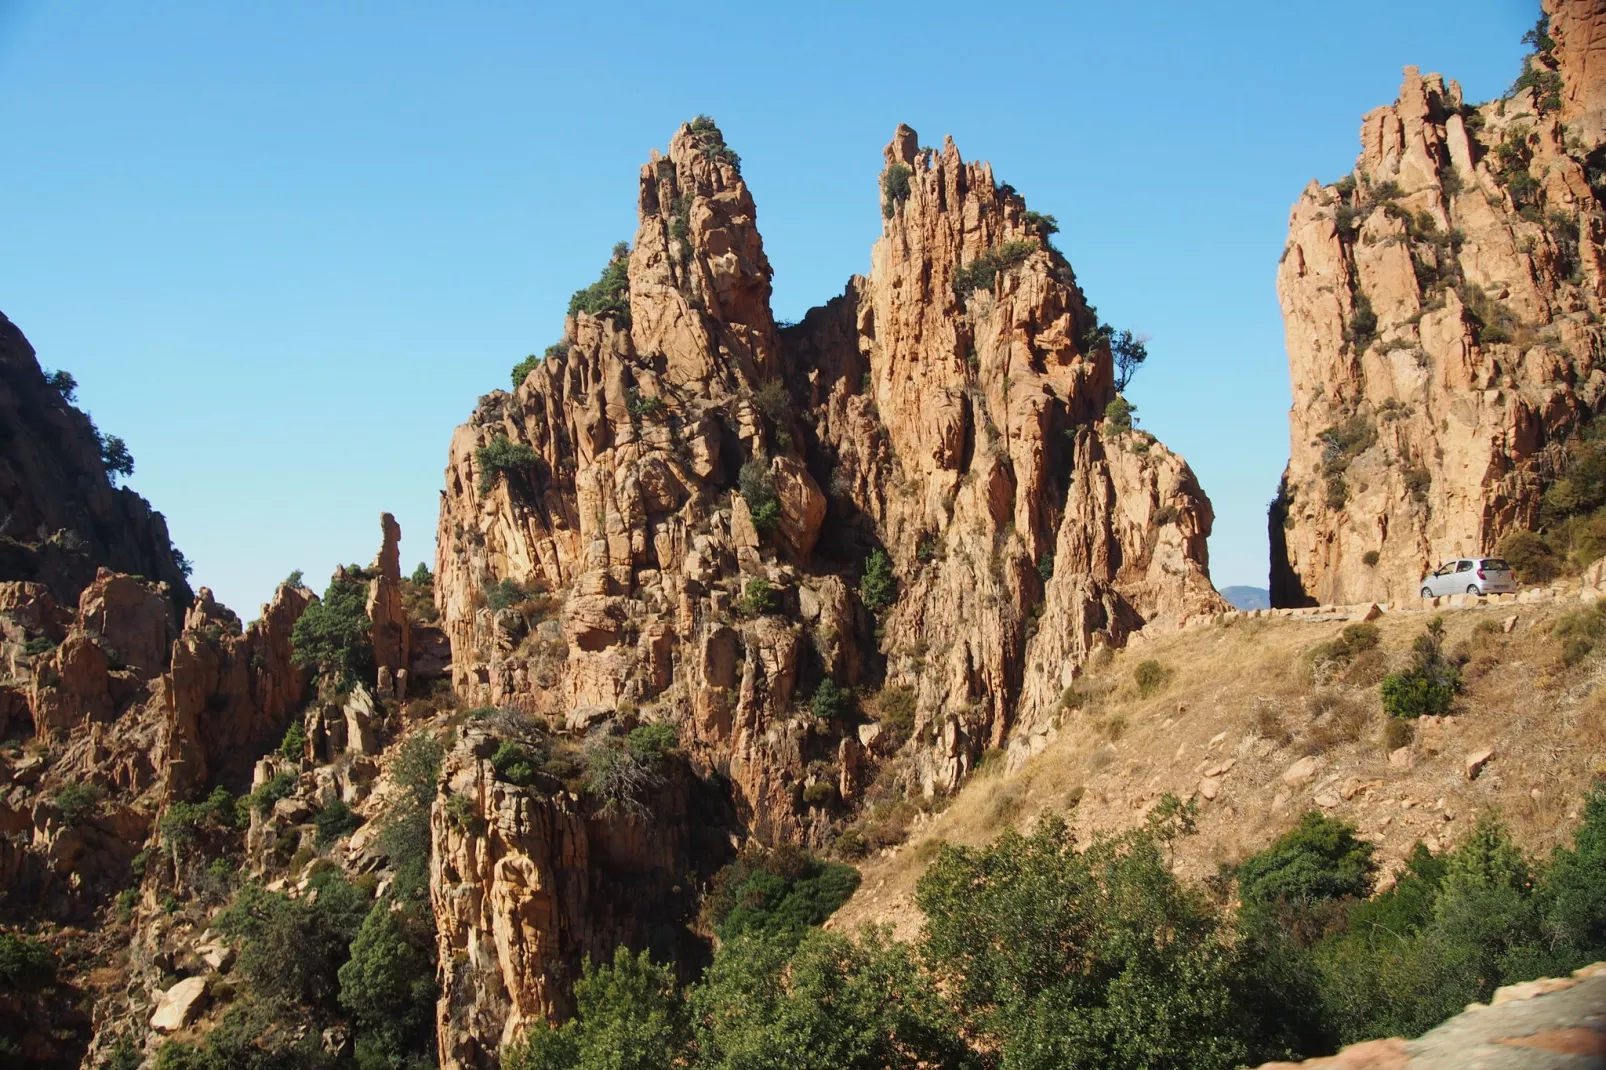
[0,313,193,611]
[1272,0,1606,605]
[430,116,1224,1061]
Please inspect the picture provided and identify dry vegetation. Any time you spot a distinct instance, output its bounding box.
[830,598,1606,939]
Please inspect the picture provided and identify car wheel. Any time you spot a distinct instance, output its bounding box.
[1421,587,1432,598]
[1467,585,1480,595]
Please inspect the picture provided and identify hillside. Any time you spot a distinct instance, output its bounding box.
[831,586,1606,939]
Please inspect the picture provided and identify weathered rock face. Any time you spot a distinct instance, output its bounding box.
[429,730,725,1067]
[1550,0,1606,145]
[793,128,1226,778]
[368,511,412,698]
[431,117,1223,1060]
[1272,30,1606,606]
[0,312,193,610]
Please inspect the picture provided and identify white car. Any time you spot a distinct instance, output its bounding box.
[1418,557,1516,598]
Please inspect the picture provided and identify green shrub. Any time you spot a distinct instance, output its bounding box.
[811,678,852,722]
[1552,600,1606,665]
[1324,475,1349,510]
[248,770,297,815]
[53,782,102,826]
[1036,551,1055,582]
[1361,550,1380,567]
[380,733,444,902]
[876,684,916,743]
[338,901,438,1063]
[1238,811,1376,913]
[279,720,306,761]
[218,868,368,1007]
[1023,210,1059,236]
[688,114,741,172]
[487,577,526,612]
[0,932,55,990]
[738,578,778,616]
[1104,395,1135,433]
[45,368,77,401]
[1381,617,1460,718]
[291,570,373,684]
[881,163,913,218]
[738,458,780,534]
[1499,529,1560,583]
[627,389,666,419]
[568,241,632,326]
[511,354,542,388]
[492,741,538,786]
[951,239,1037,297]
[1133,658,1170,697]
[859,549,897,613]
[1308,622,1380,666]
[1345,292,1378,352]
[1403,466,1432,503]
[627,722,677,761]
[1382,717,1413,751]
[314,797,361,846]
[704,844,861,945]
[802,781,836,806]
[504,948,688,1070]
[22,636,55,657]
[476,435,540,496]
[283,568,305,589]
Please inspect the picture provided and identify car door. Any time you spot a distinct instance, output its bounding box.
[1428,562,1456,596]
[1451,559,1476,593]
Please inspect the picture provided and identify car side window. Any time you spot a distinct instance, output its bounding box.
[1455,560,1473,573]
[1435,563,1453,576]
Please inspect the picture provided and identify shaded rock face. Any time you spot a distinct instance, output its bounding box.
[1272,41,1606,606]
[430,731,729,1067]
[430,117,1223,1060]
[1550,0,1606,145]
[0,312,193,610]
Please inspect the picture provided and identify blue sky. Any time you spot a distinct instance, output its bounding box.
[0,1,1534,614]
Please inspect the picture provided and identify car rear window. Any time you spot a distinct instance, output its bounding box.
[1481,559,1510,571]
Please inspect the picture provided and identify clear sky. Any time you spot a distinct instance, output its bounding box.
[0,1,1536,615]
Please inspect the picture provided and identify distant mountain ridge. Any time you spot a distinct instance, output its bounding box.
[1220,585,1270,610]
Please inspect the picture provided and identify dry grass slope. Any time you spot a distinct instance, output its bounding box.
[830,598,1606,939]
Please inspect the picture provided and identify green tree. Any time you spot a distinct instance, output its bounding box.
[502,948,689,1070]
[811,678,852,722]
[476,435,540,495]
[291,570,373,685]
[567,242,633,327]
[859,549,897,613]
[693,928,976,1070]
[1239,811,1377,912]
[1104,395,1136,433]
[338,903,438,1066]
[1380,617,1460,719]
[1111,329,1148,391]
[99,433,135,481]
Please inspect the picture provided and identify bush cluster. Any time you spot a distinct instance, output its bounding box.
[738,458,781,533]
[476,434,540,496]
[1104,395,1135,433]
[881,163,913,218]
[567,242,632,326]
[688,115,741,173]
[951,239,1036,297]
[1380,617,1461,718]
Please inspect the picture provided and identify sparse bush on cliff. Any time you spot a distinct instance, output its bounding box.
[738,577,778,616]
[583,736,661,815]
[52,782,101,826]
[486,577,526,613]
[1104,395,1135,433]
[1023,209,1059,236]
[0,932,56,991]
[1344,291,1378,352]
[1380,616,1460,717]
[338,901,439,1067]
[476,434,540,495]
[22,636,54,657]
[859,549,897,613]
[314,797,361,846]
[1308,622,1380,667]
[627,722,677,761]
[738,458,781,533]
[951,239,1036,297]
[567,241,633,326]
[689,114,741,172]
[810,678,852,722]
[510,353,541,388]
[279,720,306,761]
[881,163,913,218]
[291,570,373,685]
